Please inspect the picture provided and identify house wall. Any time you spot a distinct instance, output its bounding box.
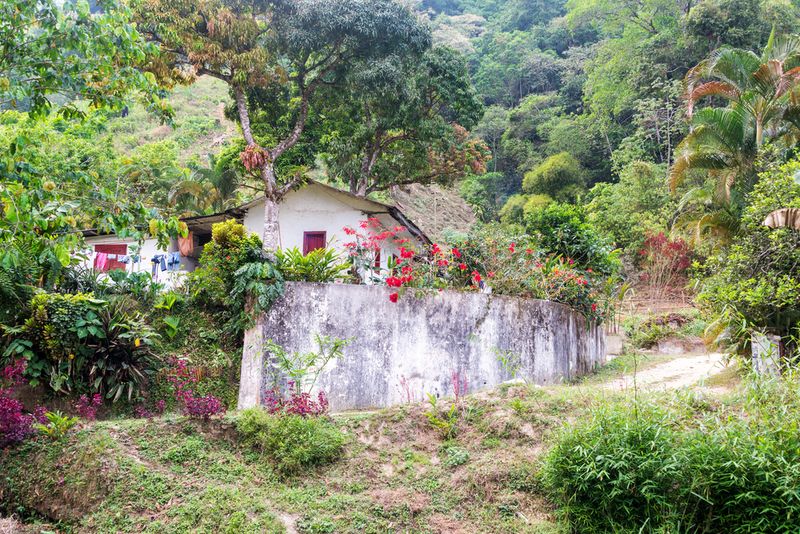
[243,183,417,269]
[238,282,606,412]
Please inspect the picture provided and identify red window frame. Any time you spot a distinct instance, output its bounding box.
[302,231,327,255]
[94,243,128,272]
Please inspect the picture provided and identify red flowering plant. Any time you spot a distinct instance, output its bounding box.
[639,232,693,298]
[342,217,409,283]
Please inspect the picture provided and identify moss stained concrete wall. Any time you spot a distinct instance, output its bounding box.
[238,282,605,412]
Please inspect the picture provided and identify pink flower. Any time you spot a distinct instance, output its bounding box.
[389,292,399,303]
[487,271,495,278]
[343,227,356,235]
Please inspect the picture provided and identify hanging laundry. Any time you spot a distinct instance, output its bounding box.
[167,251,182,272]
[178,232,194,257]
[94,252,108,271]
[119,255,130,264]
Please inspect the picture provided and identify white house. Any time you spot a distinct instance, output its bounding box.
[80,181,430,283]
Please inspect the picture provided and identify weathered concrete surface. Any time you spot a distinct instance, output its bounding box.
[238,282,605,412]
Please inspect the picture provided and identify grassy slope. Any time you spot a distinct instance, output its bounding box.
[1,382,629,533]
[2,354,737,533]
[105,76,236,165]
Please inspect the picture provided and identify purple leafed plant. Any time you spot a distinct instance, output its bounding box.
[263,387,330,417]
[183,393,225,419]
[0,390,46,448]
[75,393,103,421]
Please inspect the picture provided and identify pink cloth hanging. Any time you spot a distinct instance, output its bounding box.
[94,252,108,271]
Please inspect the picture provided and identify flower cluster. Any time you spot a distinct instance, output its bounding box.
[343,217,408,281]
[75,393,103,421]
[165,358,225,420]
[263,386,330,417]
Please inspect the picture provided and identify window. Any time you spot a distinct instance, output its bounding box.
[94,243,128,272]
[303,231,327,255]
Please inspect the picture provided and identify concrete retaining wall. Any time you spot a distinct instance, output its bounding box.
[239,282,605,412]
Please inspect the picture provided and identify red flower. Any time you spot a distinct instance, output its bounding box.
[401,265,413,275]
[591,303,598,312]
[343,227,356,235]
[389,292,399,303]
[471,271,482,283]
[587,268,593,273]
[386,276,402,288]
[400,247,415,259]
[225,255,231,260]
[487,271,495,278]
[431,243,441,255]
[568,258,575,265]
[458,263,467,271]
[508,242,516,253]
[437,259,449,267]
[452,248,462,258]
[525,248,533,255]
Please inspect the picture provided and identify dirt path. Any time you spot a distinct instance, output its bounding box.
[604,352,727,392]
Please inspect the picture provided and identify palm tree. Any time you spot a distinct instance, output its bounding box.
[168,155,240,216]
[671,33,800,195]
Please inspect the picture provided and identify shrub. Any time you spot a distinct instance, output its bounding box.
[524,203,621,275]
[639,232,692,298]
[522,152,585,202]
[542,401,689,532]
[235,408,346,475]
[187,221,284,336]
[34,411,79,440]
[275,247,349,282]
[542,380,800,533]
[75,393,103,420]
[498,194,528,225]
[696,160,800,356]
[0,390,46,448]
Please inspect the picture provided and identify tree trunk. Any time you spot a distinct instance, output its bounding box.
[238,303,265,409]
[261,161,281,251]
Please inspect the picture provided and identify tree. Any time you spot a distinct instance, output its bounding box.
[0,1,179,289]
[522,152,585,201]
[0,0,168,120]
[321,46,487,196]
[672,34,800,196]
[135,0,430,250]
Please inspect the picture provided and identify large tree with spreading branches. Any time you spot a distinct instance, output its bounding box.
[134,0,430,249]
[320,46,488,197]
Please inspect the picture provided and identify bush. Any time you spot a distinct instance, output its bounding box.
[542,380,800,533]
[542,401,684,532]
[186,221,284,336]
[522,152,585,202]
[525,202,621,275]
[235,408,346,475]
[275,247,349,282]
[697,160,800,356]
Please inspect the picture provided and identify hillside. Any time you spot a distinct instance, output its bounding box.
[0,350,737,533]
[105,76,236,165]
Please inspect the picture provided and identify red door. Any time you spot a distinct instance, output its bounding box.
[303,232,327,255]
[94,244,128,272]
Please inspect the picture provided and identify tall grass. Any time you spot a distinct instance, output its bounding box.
[542,374,800,532]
